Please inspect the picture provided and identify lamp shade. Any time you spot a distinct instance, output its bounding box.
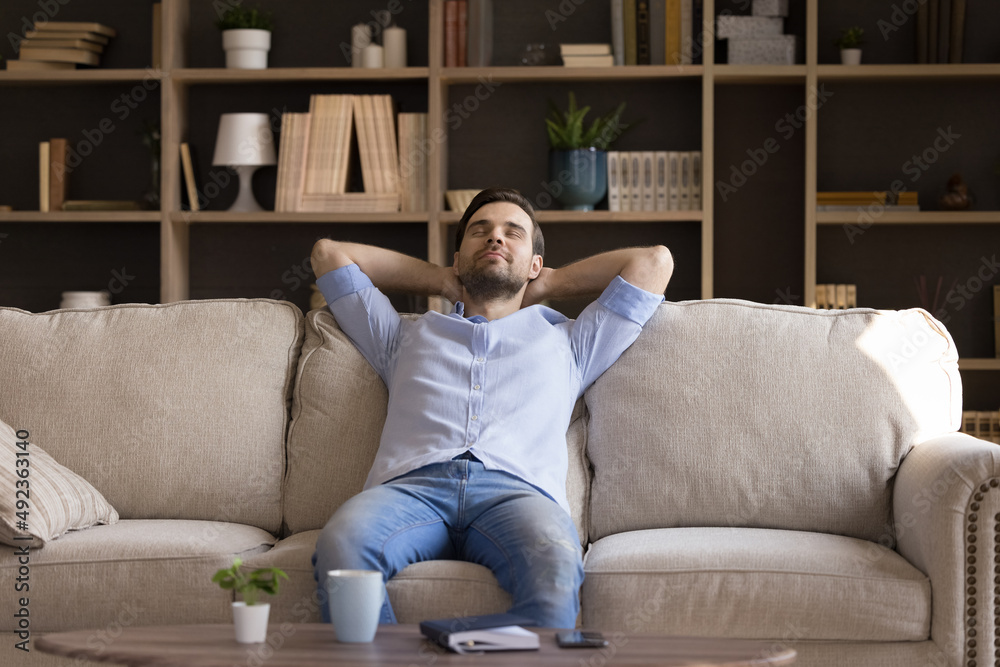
[211,113,277,166]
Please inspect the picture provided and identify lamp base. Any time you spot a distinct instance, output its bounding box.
[227,165,264,212]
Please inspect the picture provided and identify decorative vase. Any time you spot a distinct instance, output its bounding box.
[548,148,608,211]
[222,29,271,69]
[840,48,862,65]
[231,602,269,643]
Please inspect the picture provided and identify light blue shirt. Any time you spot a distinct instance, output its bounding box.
[317,263,663,513]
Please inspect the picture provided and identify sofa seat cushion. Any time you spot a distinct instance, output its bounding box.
[582,527,930,641]
[586,301,960,543]
[0,519,275,632]
[249,530,510,624]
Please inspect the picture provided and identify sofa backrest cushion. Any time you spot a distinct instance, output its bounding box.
[283,309,592,542]
[585,300,961,544]
[0,300,303,534]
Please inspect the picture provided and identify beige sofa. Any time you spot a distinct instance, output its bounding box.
[0,297,993,667]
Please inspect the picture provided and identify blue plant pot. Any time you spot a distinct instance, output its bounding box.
[548,148,607,211]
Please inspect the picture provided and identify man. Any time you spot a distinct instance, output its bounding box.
[310,187,672,628]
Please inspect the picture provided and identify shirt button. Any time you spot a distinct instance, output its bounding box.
[476,357,485,362]
[473,384,481,390]
[471,415,478,421]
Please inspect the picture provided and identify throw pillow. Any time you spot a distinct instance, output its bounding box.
[0,419,119,547]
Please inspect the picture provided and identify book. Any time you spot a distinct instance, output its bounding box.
[398,112,428,212]
[641,151,655,211]
[938,0,950,64]
[39,142,50,212]
[24,29,110,44]
[299,192,399,213]
[665,0,682,64]
[419,613,538,654]
[691,150,702,210]
[19,38,103,53]
[607,151,621,212]
[650,0,666,65]
[560,43,611,56]
[18,46,100,66]
[304,95,354,195]
[667,151,680,210]
[623,0,637,65]
[49,138,68,212]
[618,151,631,211]
[444,0,460,67]
[917,0,929,63]
[611,0,625,65]
[636,1,651,65]
[30,22,117,37]
[180,142,200,212]
[457,0,468,67]
[6,59,75,70]
[678,151,691,211]
[467,0,493,67]
[654,151,668,211]
[846,284,857,308]
[561,54,615,67]
[375,95,400,196]
[815,284,827,309]
[928,0,938,63]
[949,0,966,63]
[629,153,641,211]
[680,0,693,65]
[353,96,383,193]
[153,3,162,69]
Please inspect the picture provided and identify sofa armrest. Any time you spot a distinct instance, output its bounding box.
[894,432,1000,666]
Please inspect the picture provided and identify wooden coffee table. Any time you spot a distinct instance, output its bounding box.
[37,623,796,666]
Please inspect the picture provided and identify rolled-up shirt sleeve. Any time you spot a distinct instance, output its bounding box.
[572,275,664,391]
[316,263,401,383]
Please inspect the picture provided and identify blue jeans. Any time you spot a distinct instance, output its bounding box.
[311,457,584,628]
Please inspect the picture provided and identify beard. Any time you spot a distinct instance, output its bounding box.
[457,256,529,302]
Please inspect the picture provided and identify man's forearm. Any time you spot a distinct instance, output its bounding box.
[535,246,673,301]
[311,239,452,298]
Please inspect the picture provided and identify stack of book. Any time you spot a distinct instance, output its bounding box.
[817,191,919,212]
[815,284,857,309]
[274,94,422,214]
[607,151,702,212]
[9,22,116,70]
[443,0,493,67]
[960,411,1000,444]
[559,44,614,67]
[716,0,795,65]
[612,0,703,66]
[397,112,429,213]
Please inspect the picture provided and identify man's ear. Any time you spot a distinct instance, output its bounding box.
[528,254,542,280]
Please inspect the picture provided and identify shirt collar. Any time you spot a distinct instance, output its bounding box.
[451,301,490,324]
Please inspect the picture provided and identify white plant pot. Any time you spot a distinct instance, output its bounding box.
[840,48,862,65]
[231,602,270,643]
[222,29,271,69]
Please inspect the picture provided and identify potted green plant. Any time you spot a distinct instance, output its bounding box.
[212,557,288,643]
[545,92,631,211]
[834,26,864,65]
[216,5,274,69]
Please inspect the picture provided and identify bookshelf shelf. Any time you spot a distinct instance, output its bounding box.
[439,211,704,224]
[0,69,164,86]
[713,65,809,84]
[174,212,430,224]
[440,65,704,83]
[816,63,1000,82]
[0,211,160,223]
[816,211,1000,225]
[171,67,430,84]
[959,359,1000,371]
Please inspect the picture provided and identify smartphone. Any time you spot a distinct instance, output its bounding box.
[556,630,609,648]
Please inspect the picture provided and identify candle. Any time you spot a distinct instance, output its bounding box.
[351,23,371,67]
[384,26,407,68]
[362,43,384,68]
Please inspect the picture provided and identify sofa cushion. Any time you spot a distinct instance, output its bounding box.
[0,519,275,632]
[586,301,960,543]
[246,530,510,624]
[0,420,118,547]
[0,300,303,534]
[283,309,591,542]
[582,527,930,641]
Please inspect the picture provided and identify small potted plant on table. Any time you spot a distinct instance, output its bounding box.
[835,26,864,65]
[216,5,274,69]
[212,557,288,643]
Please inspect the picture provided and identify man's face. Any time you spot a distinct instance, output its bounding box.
[453,201,542,302]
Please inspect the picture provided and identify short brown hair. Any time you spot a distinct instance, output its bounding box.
[455,187,544,258]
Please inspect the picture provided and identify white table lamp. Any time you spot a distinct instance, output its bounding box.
[211,113,277,212]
